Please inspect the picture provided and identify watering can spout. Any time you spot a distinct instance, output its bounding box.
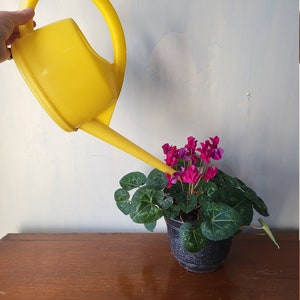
[81,120,175,175]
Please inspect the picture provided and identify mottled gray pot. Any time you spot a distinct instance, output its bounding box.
[165,217,233,273]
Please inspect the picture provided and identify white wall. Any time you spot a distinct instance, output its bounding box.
[0,0,298,238]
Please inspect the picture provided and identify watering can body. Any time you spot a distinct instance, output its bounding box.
[12,0,174,175]
[12,0,125,131]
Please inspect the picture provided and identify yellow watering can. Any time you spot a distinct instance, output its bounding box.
[12,0,174,174]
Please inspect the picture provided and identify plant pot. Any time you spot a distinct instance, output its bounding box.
[164,217,233,273]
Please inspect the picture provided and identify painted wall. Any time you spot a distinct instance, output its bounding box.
[0,0,298,238]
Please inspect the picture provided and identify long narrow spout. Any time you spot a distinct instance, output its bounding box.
[80,120,175,175]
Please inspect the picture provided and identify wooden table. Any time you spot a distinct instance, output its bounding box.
[0,232,298,299]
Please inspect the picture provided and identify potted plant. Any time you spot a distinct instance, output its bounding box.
[114,136,279,273]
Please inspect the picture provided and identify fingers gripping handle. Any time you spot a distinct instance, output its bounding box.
[18,0,38,34]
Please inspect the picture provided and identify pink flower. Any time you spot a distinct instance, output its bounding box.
[203,166,218,181]
[185,136,197,154]
[211,147,224,160]
[178,147,189,160]
[183,136,198,163]
[162,143,179,166]
[166,172,180,188]
[165,174,173,188]
[162,143,171,154]
[162,136,223,188]
[209,136,220,148]
[197,141,211,163]
[181,165,202,184]
[199,152,211,164]
[197,136,223,163]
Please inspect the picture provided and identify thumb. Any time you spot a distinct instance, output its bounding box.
[9,8,35,27]
[0,8,34,62]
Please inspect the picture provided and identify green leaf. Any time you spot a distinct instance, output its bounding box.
[119,172,147,191]
[211,187,253,226]
[236,179,269,217]
[156,196,173,210]
[202,181,218,196]
[167,181,182,197]
[201,202,243,241]
[130,187,163,223]
[173,191,187,206]
[146,169,167,190]
[232,198,253,226]
[179,220,207,252]
[258,218,280,249]
[212,170,269,217]
[211,170,239,187]
[114,188,131,215]
[151,190,165,205]
[164,205,181,219]
[247,194,269,217]
[198,193,210,205]
[211,187,244,206]
[180,194,197,214]
[144,221,157,232]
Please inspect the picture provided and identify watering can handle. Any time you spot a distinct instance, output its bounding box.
[18,0,126,93]
[18,0,37,33]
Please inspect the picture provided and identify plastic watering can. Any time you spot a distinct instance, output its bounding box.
[12,0,174,174]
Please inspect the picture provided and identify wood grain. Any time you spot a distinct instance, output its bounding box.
[0,232,298,299]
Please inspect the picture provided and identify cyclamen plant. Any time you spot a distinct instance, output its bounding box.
[114,136,279,252]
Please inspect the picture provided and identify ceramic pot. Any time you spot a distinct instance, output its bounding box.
[164,217,233,273]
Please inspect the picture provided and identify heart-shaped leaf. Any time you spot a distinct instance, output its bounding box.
[211,187,253,225]
[144,221,157,232]
[236,179,269,217]
[156,196,173,210]
[232,198,253,226]
[119,172,147,191]
[246,193,269,217]
[164,205,181,219]
[130,187,163,223]
[146,169,167,190]
[179,219,207,252]
[114,188,131,215]
[180,194,197,214]
[201,202,243,240]
[202,181,218,196]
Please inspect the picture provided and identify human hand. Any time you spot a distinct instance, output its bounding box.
[0,8,34,63]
